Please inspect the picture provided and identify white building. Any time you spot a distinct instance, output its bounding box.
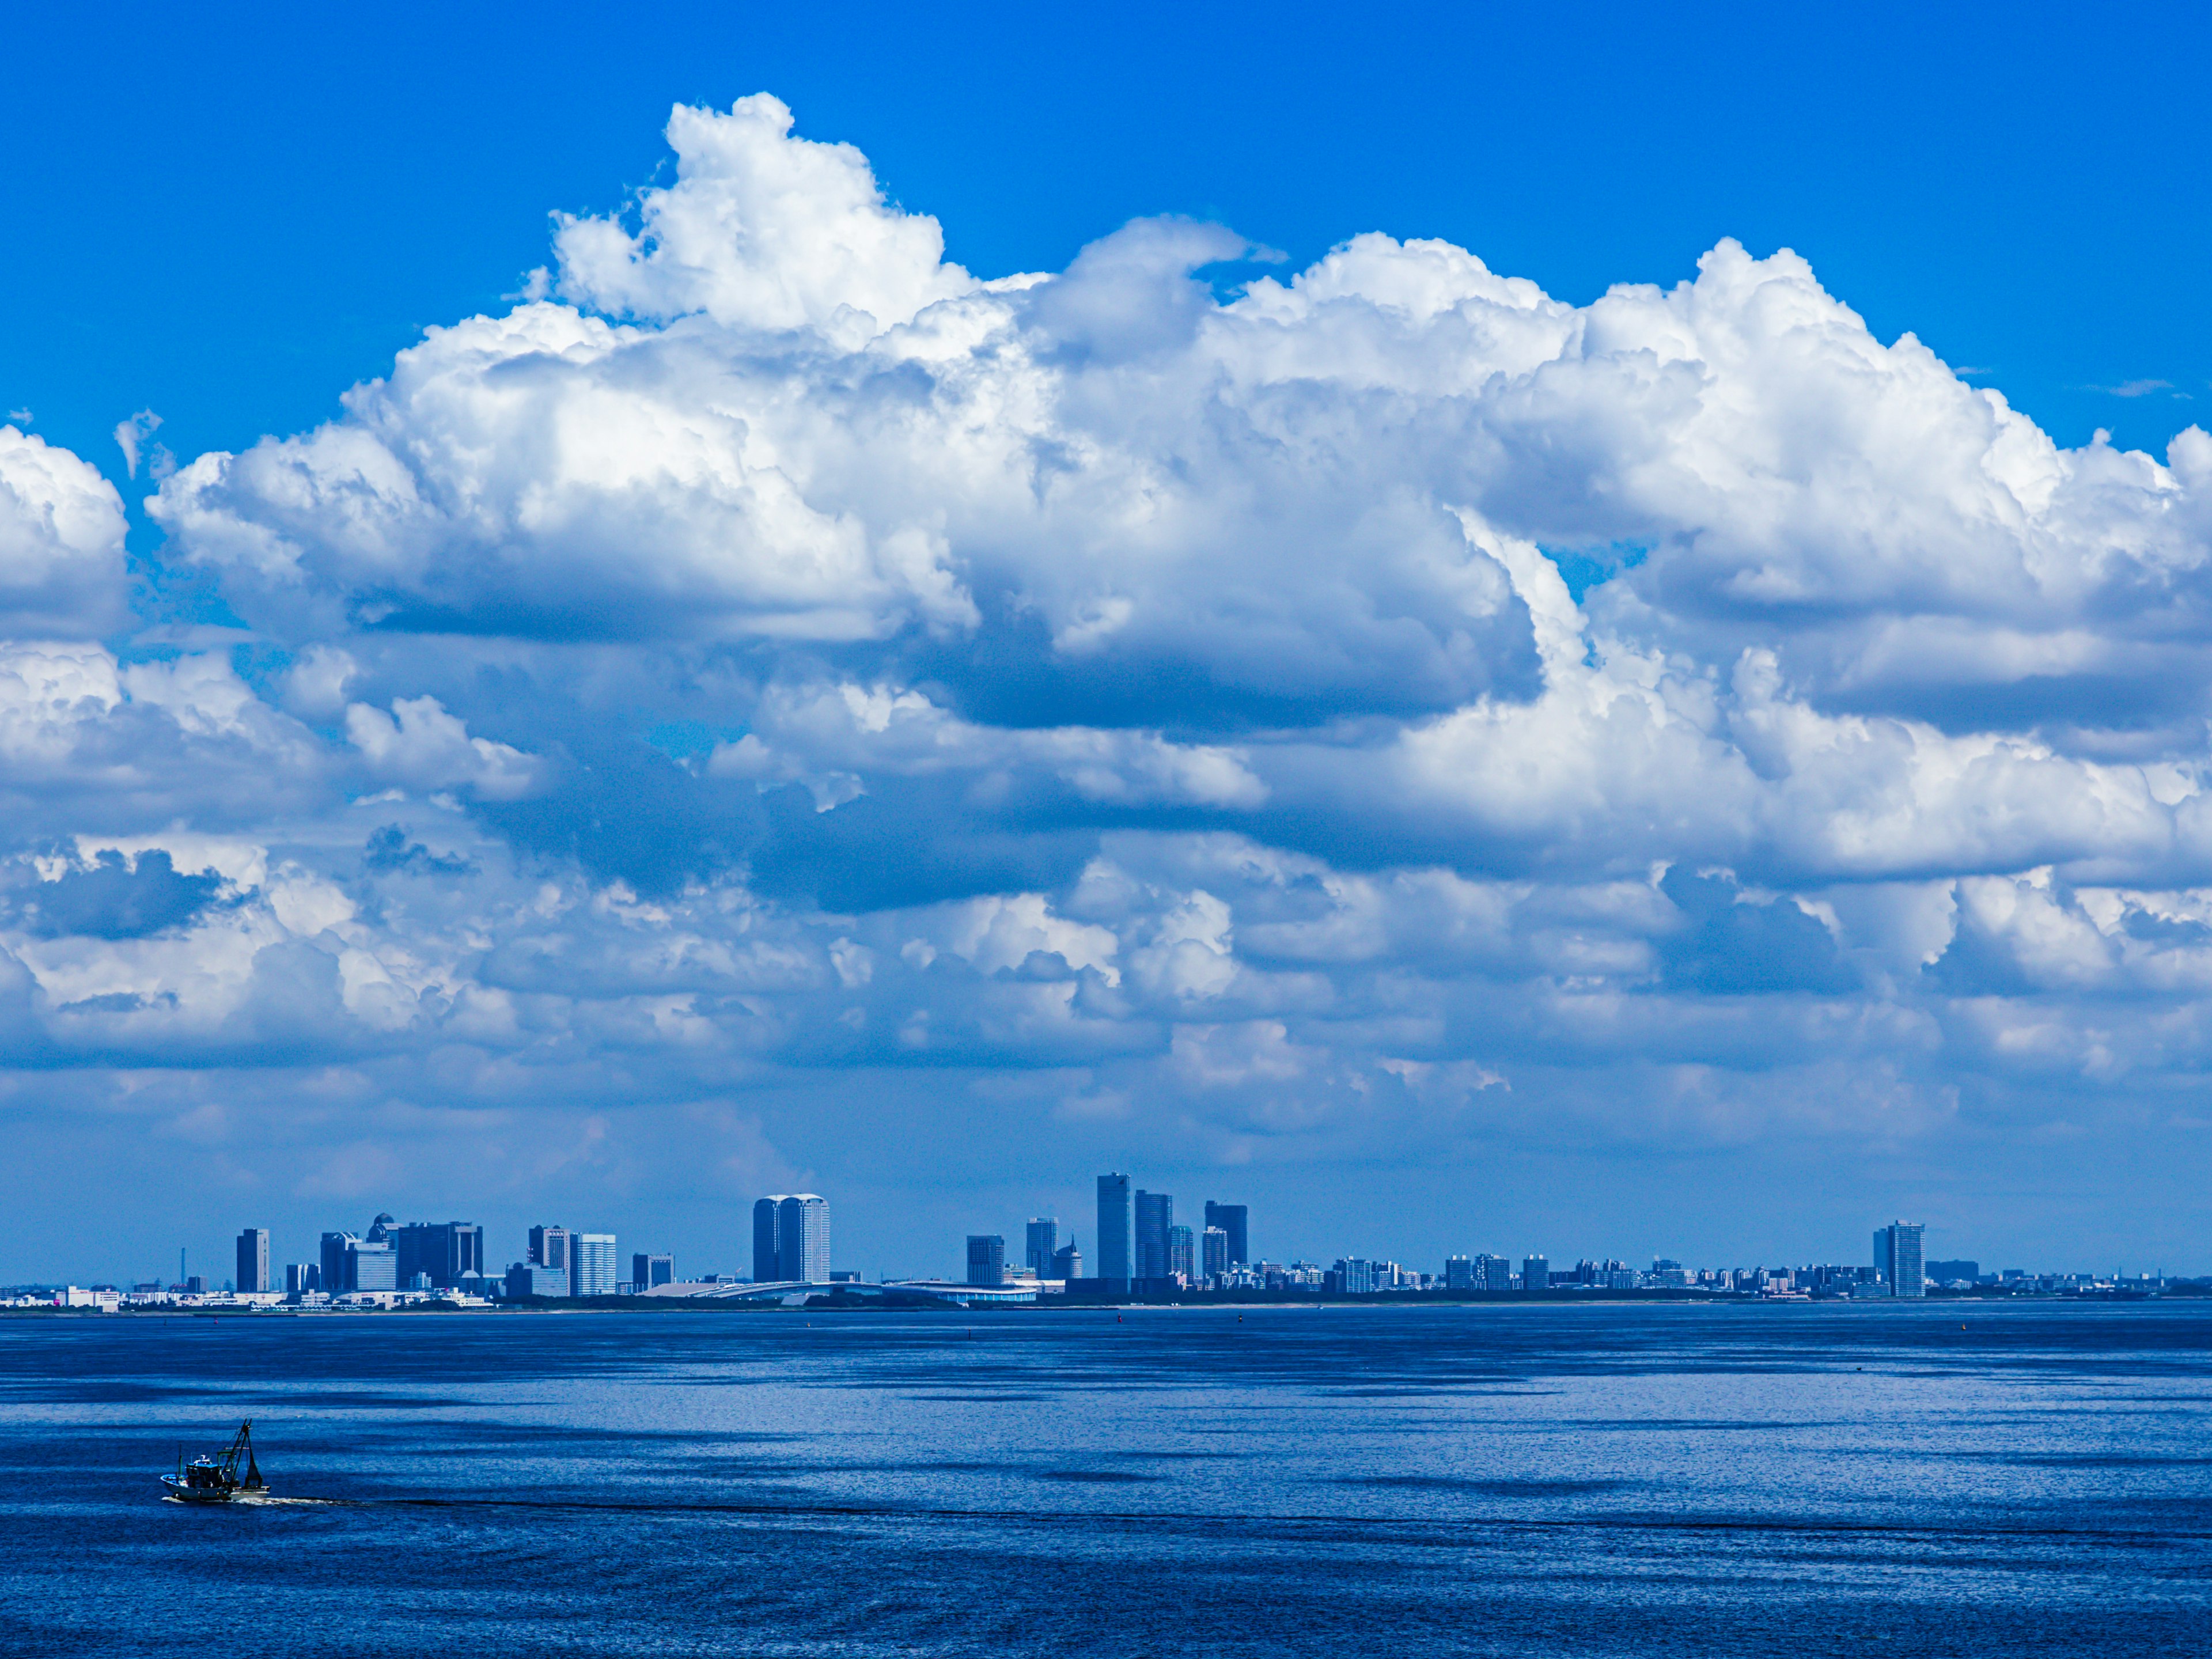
[573,1233,618,1297]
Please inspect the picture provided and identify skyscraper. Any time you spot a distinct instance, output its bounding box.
[1025,1217,1058,1276]
[967,1235,1006,1286]
[235,1229,270,1295]
[752,1197,784,1282]
[1167,1225,1195,1283]
[1875,1222,1926,1298]
[1096,1174,1131,1287]
[1522,1254,1550,1292]
[529,1225,570,1274]
[397,1222,483,1289]
[779,1194,830,1283]
[1135,1190,1172,1280]
[1444,1254,1475,1290]
[1203,1202,1248,1267]
[573,1233,617,1297]
[1202,1226,1229,1281]
[1477,1253,1513,1292]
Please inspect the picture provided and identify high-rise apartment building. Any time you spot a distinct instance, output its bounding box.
[1168,1225,1195,1283]
[235,1229,270,1294]
[1025,1218,1059,1277]
[1096,1175,1132,1286]
[1203,1202,1248,1267]
[1202,1226,1229,1281]
[1135,1190,1172,1279]
[1336,1257,1375,1294]
[779,1195,830,1283]
[633,1253,675,1289]
[1874,1222,1926,1298]
[1522,1254,1550,1292]
[752,1194,830,1282]
[752,1198,783,1282]
[1476,1253,1513,1292]
[967,1235,1006,1286]
[572,1234,616,1297]
[1444,1254,1475,1290]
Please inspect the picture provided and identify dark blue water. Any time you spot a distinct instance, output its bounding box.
[2,1302,2207,1656]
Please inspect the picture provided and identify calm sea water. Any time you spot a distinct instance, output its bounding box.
[1,1302,2207,1656]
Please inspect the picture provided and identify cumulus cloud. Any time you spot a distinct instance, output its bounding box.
[12,95,2212,1270]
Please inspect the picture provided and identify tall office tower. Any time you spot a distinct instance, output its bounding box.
[779,1194,831,1283]
[967,1235,1006,1286]
[572,1234,617,1297]
[320,1232,352,1293]
[753,1196,786,1281]
[1874,1222,1926,1298]
[397,1222,483,1289]
[1521,1253,1550,1292]
[529,1225,571,1274]
[1203,1202,1249,1267]
[350,1236,397,1291]
[1052,1241,1083,1281]
[1444,1255,1475,1290]
[1478,1253,1513,1292]
[1167,1225,1195,1283]
[633,1253,675,1289]
[1025,1218,1059,1276]
[1202,1226,1229,1281]
[1097,1175,1132,1286]
[1337,1257,1375,1294]
[235,1229,270,1294]
[286,1263,317,1296]
[1135,1190,1172,1279]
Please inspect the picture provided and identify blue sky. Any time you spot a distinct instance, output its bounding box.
[2,3,2210,1283]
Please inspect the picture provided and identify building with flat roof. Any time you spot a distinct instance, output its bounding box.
[1096,1175,1131,1288]
[1203,1226,1229,1282]
[1168,1225,1194,1283]
[1203,1202,1248,1267]
[967,1235,1006,1286]
[235,1229,270,1295]
[1522,1254,1550,1292]
[573,1234,617,1297]
[1875,1222,1925,1298]
[1135,1190,1172,1280]
[1025,1218,1058,1277]
[633,1253,675,1289]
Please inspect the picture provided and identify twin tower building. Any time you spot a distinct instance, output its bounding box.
[753,1194,831,1285]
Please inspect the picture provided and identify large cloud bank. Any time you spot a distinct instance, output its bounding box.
[9,94,2212,1250]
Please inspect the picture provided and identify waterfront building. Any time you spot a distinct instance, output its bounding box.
[1096,1174,1132,1287]
[1522,1253,1550,1292]
[752,1197,783,1281]
[396,1222,483,1289]
[779,1195,830,1283]
[1203,1202,1249,1267]
[1168,1224,1195,1283]
[506,1262,571,1298]
[1026,1217,1058,1276]
[570,1233,616,1297]
[1135,1190,1172,1280]
[320,1222,397,1293]
[1051,1241,1084,1281]
[633,1253,675,1288]
[285,1263,317,1297]
[1444,1254,1475,1290]
[1203,1226,1229,1282]
[1874,1222,1926,1298]
[967,1235,1006,1286]
[235,1229,270,1295]
[1334,1258,1376,1295]
[529,1225,571,1276]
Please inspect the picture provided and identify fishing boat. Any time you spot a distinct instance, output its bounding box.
[161,1420,266,1503]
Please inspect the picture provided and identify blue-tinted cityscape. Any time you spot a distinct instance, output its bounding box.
[10,1192,2193,1312]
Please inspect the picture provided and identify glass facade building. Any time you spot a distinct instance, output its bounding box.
[1096,1174,1132,1286]
[1025,1218,1058,1276]
[1135,1190,1172,1280]
[1203,1202,1248,1267]
[235,1228,270,1294]
[1875,1222,1926,1298]
[967,1234,1006,1286]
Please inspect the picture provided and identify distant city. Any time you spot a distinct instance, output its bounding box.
[6,1186,2200,1312]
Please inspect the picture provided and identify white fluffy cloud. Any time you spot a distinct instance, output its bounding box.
[9,96,2212,1269]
